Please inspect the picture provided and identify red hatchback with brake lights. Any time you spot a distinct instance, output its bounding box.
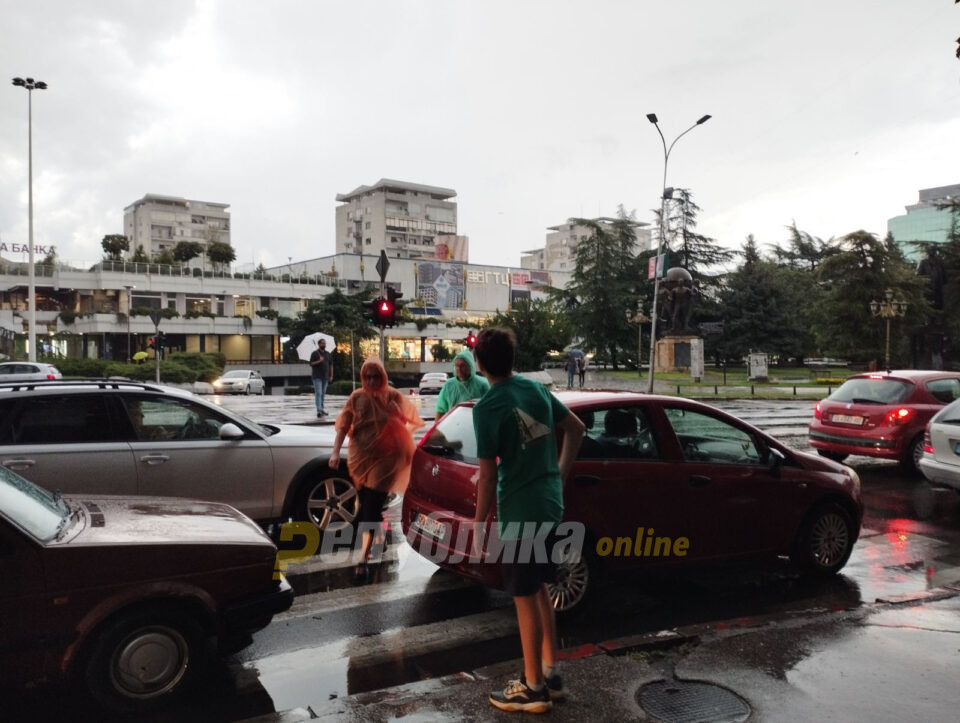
[403,391,863,615]
[808,370,960,472]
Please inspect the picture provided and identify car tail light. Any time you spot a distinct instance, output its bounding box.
[884,407,914,426]
[814,401,822,421]
[923,427,933,454]
[46,373,55,380]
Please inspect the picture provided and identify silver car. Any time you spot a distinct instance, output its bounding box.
[0,361,62,381]
[213,369,267,395]
[919,398,960,492]
[0,380,356,530]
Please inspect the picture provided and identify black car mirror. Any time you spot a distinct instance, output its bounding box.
[768,447,786,477]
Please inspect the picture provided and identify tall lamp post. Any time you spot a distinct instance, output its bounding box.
[645,112,711,393]
[12,76,48,362]
[869,289,908,369]
[123,285,135,360]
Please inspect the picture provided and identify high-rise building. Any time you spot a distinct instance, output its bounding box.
[521,218,651,272]
[123,194,231,267]
[888,184,959,262]
[334,179,467,261]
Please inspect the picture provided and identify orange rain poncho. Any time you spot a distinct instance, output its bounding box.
[335,358,425,494]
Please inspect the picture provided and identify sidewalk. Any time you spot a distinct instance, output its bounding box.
[245,586,960,722]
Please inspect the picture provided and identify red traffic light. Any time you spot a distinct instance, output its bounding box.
[148,336,156,350]
[379,299,394,314]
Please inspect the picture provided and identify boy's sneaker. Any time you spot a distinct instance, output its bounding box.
[544,671,567,701]
[489,677,552,714]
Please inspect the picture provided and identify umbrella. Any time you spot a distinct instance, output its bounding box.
[296,332,337,362]
[568,348,585,359]
[132,351,149,362]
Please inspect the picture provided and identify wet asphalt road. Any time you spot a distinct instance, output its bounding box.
[11,391,960,722]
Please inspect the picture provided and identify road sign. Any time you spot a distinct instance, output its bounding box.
[376,250,390,283]
[148,310,162,328]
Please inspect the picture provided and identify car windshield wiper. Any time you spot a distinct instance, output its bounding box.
[54,501,80,541]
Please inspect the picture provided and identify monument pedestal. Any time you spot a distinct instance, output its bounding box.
[655,335,703,374]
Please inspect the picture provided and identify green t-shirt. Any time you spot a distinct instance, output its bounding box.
[472,375,569,539]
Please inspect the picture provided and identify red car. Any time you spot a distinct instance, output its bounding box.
[402,391,863,615]
[0,466,293,711]
[808,370,960,472]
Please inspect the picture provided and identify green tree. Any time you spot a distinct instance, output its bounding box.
[131,245,149,262]
[483,298,572,371]
[208,241,236,271]
[813,230,924,365]
[719,236,815,362]
[565,208,644,369]
[101,234,129,260]
[154,248,175,266]
[284,289,377,378]
[173,241,203,264]
[656,188,734,283]
[40,246,57,268]
[774,224,836,272]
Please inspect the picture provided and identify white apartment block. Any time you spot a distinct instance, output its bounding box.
[521,217,652,272]
[335,179,468,261]
[123,194,231,268]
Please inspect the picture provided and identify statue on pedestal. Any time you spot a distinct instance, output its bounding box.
[658,267,697,334]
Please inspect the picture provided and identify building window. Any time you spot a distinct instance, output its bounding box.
[365,238,371,245]
[365,221,371,229]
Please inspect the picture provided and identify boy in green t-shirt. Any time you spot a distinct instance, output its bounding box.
[472,327,585,713]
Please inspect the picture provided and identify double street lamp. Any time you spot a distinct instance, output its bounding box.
[12,76,48,362]
[869,289,908,369]
[645,112,711,392]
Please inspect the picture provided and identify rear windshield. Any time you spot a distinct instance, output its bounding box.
[935,400,960,424]
[420,405,477,463]
[828,378,911,405]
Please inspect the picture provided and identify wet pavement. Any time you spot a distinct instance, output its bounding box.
[11,388,960,722]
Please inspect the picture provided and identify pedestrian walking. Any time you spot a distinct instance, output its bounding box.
[434,349,490,418]
[329,358,423,581]
[309,337,334,417]
[577,355,586,389]
[471,328,585,713]
[564,354,576,389]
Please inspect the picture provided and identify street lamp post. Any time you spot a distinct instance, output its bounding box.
[12,76,48,362]
[123,285,135,360]
[645,112,711,393]
[869,289,908,369]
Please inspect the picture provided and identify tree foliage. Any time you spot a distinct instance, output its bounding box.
[207,241,236,269]
[483,298,573,372]
[131,245,149,262]
[173,241,203,264]
[283,289,378,378]
[565,208,644,369]
[656,188,734,284]
[101,234,129,260]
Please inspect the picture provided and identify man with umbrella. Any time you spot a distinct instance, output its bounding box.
[309,337,334,417]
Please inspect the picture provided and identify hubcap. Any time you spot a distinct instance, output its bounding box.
[111,626,189,698]
[809,512,849,567]
[306,477,358,529]
[547,552,589,612]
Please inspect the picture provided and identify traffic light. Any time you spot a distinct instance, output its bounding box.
[362,297,379,325]
[386,286,405,317]
[156,331,167,353]
[465,331,477,349]
[374,297,395,328]
[148,336,156,350]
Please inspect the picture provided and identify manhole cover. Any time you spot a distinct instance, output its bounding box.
[637,680,750,723]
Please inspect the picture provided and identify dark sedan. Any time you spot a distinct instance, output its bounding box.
[402,391,863,615]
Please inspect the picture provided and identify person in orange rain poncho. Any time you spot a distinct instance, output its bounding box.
[329,357,424,580]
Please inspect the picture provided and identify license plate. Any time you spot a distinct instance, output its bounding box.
[414,512,448,541]
[833,414,864,425]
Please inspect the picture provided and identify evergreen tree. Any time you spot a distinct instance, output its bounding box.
[484,298,572,371]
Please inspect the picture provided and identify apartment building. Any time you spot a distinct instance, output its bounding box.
[123,194,231,268]
[334,179,468,261]
[521,217,652,272]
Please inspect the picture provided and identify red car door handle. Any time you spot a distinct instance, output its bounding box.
[574,475,601,487]
[689,475,711,487]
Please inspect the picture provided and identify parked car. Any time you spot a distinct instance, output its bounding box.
[0,464,293,710]
[0,380,357,530]
[919,398,960,492]
[212,369,266,395]
[808,370,960,472]
[418,372,448,395]
[0,361,62,381]
[402,391,863,615]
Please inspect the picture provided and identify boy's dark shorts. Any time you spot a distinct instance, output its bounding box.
[500,530,561,598]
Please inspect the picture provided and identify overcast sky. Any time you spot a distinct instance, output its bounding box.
[2,1,957,272]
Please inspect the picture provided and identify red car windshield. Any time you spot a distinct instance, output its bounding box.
[828,378,911,405]
[421,405,478,463]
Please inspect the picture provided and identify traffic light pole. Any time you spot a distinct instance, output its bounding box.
[154,323,161,384]
[379,280,386,364]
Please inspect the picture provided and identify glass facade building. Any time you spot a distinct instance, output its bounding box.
[888,184,959,262]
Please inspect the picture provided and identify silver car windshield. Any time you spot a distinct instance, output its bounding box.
[0,466,70,542]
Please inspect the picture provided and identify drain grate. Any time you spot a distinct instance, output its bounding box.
[637,679,750,723]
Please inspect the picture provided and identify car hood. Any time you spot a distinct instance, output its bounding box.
[264,422,342,447]
[59,495,273,547]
